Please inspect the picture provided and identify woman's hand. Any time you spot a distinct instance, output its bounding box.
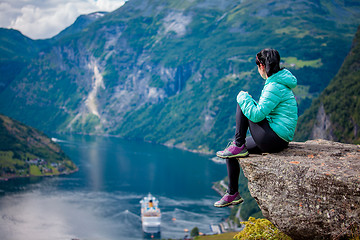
[237,91,252,103]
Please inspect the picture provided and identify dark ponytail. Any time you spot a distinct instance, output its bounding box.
[256,49,281,77]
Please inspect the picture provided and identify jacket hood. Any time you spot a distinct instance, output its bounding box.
[266,69,297,89]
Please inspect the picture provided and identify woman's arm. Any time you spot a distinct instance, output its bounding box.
[237,83,282,123]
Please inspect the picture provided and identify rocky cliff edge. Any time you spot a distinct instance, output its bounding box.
[239,139,360,240]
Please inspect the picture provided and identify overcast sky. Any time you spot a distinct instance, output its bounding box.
[0,0,126,39]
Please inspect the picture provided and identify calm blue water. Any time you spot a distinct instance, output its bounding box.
[0,135,229,240]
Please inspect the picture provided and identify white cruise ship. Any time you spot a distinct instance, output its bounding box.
[140,193,161,235]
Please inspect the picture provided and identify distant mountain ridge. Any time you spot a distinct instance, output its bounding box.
[0,0,360,152]
[0,114,77,179]
[53,11,109,41]
[295,25,360,144]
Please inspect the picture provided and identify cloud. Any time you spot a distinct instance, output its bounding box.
[0,0,126,39]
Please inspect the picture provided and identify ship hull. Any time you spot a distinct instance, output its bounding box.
[142,216,161,233]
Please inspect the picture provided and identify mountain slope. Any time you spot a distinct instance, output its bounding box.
[0,28,49,92]
[0,114,77,179]
[295,25,360,144]
[0,0,360,152]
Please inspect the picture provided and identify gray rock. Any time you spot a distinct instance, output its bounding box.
[239,139,360,240]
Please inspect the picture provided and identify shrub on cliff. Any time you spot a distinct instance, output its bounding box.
[234,217,291,240]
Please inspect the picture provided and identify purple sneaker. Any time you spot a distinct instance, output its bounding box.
[214,192,243,208]
[216,141,249,159]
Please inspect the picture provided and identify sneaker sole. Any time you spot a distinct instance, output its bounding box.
[214,202,232,208]
[214,198,244,208]
[231,198,244,205]
[216,152,249,159]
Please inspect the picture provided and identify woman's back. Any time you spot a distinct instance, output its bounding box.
[262,69,298,142]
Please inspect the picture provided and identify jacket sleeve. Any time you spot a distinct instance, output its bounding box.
[237,83,282,123]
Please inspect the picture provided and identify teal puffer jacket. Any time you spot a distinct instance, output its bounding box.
[237,69,298,142]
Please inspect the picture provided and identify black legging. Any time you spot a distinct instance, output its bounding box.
[227,104,288,194]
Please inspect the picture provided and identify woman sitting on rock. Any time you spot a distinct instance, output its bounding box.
[214,48,298,207]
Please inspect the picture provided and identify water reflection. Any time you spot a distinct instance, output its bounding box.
[0,190,143,240]
[87,137,104,191]
[0,135,229,240]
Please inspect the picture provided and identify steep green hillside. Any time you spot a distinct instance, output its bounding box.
[295,25,360,144]
[0,0,360,152]
[0,28,49,92]
[0,114,77,179]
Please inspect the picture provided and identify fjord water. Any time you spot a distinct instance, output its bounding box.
[0,135,229,240]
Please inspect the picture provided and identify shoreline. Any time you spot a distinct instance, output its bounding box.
[52,132,216,155]
[0,167,79,181]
